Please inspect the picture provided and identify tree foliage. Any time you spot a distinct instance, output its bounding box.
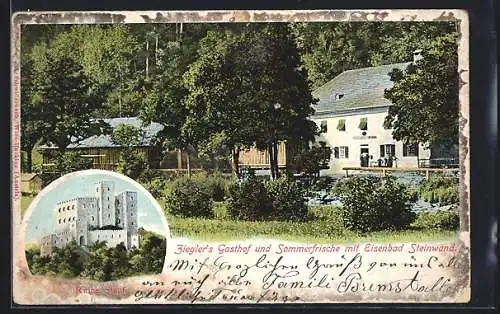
[20,22,458,175]
[29,43,108,150]
[26,229,166,281]
[293,21,457,88]
[183,24,317,179]
[384,33,459,145]
[112,124,142,147]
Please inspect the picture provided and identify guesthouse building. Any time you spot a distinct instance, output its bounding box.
[311,52,458,174]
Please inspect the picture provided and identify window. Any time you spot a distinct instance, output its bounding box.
[358,117,368,131]
[339,146,349,159]
[331,93,344,101]
[131,222,134,226]
[91,216,95,221]
[380,144,396,157]
[108,214,110,218]
[58,208,61,213]
[320,120,328,133]
[107,196,109,200]
[403,143,419,157]
[107,187,110,191]
[96,187,98,192]
[333,146,349,159]
[58,219,61,224]
[337,119,346,131]
[72,205,75,209]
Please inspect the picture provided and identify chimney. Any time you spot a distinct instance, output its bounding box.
[413,49,423,63]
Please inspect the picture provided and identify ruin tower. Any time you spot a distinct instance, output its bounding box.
[95,181,116,227]
[124,191,139,248]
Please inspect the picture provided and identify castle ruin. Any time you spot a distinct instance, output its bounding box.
[40,181,139,256]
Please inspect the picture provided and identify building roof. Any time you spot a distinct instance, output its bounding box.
[312,62,411,116]
[40,117,164,149]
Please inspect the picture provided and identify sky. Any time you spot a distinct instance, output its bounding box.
[24,170,169,244]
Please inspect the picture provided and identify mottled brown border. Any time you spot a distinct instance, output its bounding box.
[11,9,470,304]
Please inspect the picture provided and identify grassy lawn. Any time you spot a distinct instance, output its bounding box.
[166,204,457,244]
[20,196,457,244]
[167,216,456,243]
[21,194,35,216]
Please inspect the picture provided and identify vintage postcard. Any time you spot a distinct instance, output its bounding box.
[11,9,470,304]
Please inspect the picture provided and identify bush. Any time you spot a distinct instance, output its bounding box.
[226,174,272,221]
[199,171,230,202]
[165,175,213,218]
[334,176,417,232]
[39,151,94,186]
[419,175,459,206]
[137,169,170,199]
[116,149,148,180]
[54,151,94,173]
[266,175,309,221]
[289,143,332,177]
[412,209,460,230]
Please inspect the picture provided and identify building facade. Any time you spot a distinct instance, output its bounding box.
[310,54,453,174]
[39,117,164,170]
[40,181,139,256]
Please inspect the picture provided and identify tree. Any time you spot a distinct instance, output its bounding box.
[182,30,260,178]
[112,124,142,147]
[48,25,143,117]
[20,59,44,173]
[183,24,317,179]
[29,43,108,151]
[383,33,459,145]
[250,24,317,180]
[139,24,214,177]
[111,123,148,179]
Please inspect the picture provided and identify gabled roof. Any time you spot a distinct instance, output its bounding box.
[312,62,411,116]
[40,117,164,149]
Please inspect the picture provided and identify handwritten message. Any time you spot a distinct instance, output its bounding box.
[129,240,468,303]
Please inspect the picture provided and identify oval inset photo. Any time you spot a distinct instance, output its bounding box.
[23,170,170,282]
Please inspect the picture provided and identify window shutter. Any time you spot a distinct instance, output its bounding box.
[334,147,339,159]
[337,119,345,131]
[345,147,349,159]
[359,117,368,130]
[380,145,385,157]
